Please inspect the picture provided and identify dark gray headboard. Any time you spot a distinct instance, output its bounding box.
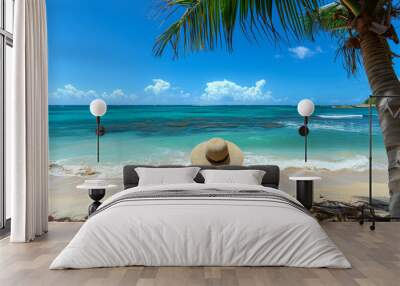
[123,165,280,189]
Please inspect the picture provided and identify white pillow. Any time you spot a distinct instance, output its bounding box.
[200,169,266,185]
[135,167,201,186]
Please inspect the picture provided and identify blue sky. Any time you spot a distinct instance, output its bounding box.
[47,0,392,105]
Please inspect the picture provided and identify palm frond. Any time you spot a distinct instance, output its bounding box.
[303,2,351,39]
[335,37,362,76]
[153,0,324,57]
[302,2,362,75]
[341,0,361,16]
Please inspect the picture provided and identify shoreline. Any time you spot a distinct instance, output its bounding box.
[49,168,389,221]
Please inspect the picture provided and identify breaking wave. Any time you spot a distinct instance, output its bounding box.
[317,114,363,119]
[49,153,386,178]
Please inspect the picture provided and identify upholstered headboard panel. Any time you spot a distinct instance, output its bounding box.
[123,165,280,190]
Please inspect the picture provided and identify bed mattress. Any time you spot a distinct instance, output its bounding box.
[50,183,351,269]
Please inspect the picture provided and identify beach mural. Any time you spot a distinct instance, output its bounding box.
[48,105,388,220]
[47,1,391,221]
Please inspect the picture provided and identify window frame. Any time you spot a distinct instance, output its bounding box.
[0,0,13,231]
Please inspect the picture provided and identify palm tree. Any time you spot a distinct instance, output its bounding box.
[153,0,400,216]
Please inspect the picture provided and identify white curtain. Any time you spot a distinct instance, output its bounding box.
[8,0,49,242]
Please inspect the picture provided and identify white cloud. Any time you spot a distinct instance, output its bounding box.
[144,79,171,95]
[288,46,322,59]
[201,79,273,104]
[52,84,97,98]
[140,79,195,104]
[288,46,312,59]
[50,84,136,105]
[110,89,124,97]
[50,78,282,105]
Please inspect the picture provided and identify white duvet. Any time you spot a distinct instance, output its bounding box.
[50,183,351,269]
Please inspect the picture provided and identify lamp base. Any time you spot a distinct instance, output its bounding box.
[96,125,106,136]
[88,189,106,215]
[298,125,309,136]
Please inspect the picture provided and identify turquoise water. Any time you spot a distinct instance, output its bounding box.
[49,105,386,177]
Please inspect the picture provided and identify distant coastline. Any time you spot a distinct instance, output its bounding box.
[332,104,373,109]
[332,97,376,109]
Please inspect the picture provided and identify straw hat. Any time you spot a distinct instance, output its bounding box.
[191,138,244,166]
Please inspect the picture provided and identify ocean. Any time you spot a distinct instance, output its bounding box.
[49,105,387,178]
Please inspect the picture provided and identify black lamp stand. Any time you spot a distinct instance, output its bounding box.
[299,116,310,162]
[359,95,400,230]
[359,99,376,230]
[96,116,100,163]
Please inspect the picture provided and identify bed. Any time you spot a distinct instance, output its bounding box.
[50,165,350,269]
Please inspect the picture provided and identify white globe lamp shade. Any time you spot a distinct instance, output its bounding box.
[90,99,107,117]
[297,99,315,117]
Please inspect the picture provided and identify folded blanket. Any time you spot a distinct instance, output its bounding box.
[91,188,311,218]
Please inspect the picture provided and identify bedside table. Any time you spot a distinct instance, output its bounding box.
[77,182,118,215]
[289,176,321,210]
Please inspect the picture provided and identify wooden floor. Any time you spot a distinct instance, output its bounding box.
[0,222,399,286]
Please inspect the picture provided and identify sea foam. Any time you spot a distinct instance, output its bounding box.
[280,120,375,134]
[317,114,363,119]
[244,153,385,172]
[49,153,387,178]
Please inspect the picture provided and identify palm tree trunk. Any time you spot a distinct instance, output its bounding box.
[360,31,400,216]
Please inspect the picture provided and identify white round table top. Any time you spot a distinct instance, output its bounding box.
[289,176,321,181]
[77,184,118,190]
